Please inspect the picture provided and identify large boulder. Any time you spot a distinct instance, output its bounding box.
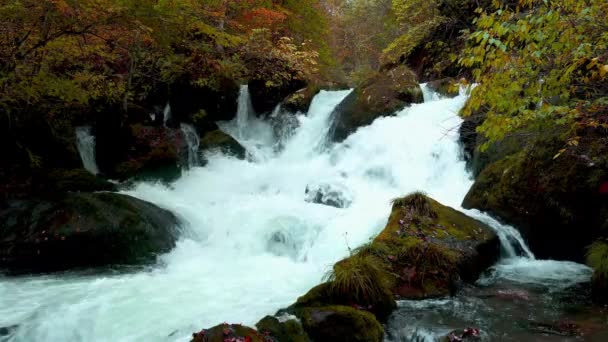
[0,193,179,273]
[373,193,500,299]
[462,129,608,261]
[111,125,188,182]
[329,65,423,142]
[284,193,498,331]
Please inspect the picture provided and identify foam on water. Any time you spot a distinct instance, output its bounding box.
[0,85,592,341]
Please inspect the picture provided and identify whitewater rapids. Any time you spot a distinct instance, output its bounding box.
[0,86,591,341]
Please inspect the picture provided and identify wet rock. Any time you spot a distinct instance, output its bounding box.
[0,192,179,273]
[442,328,482,342]
[329,65,423,142]
[200,130,246,159]
[256,315,309,342]
[426,78,460,98]
[97,124,187,182]
[527,320,581,337]
[375,193,500,299]
[168,76,240,124]
[191,323,266,342]
[298,305,383,342]
[282,86,321,113]
[248,75,306,116]
[304,183,353,208]
[0,325,17,341]
[462,128,608,262]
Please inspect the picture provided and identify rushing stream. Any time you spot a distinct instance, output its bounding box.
[0,86,600,341]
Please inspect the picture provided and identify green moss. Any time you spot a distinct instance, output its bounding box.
[587,241,608,286]
[299,305,383,342]
[374,192,498,298]
[325,253,395,306]
[256,315,309,342]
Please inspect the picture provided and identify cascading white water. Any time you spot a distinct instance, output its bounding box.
[163,102,171,127]
[75,126,100,175]
[218,85,276,161]
[180,123,201,168]
[236,85,253,139]
[0,86,592,342]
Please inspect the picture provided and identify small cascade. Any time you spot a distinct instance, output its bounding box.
[163,102,171,127]
[75,126,99,175]
[236,85,255,139]
[180,123,200,168]
[420,83,442,102]
[465,209,534,258]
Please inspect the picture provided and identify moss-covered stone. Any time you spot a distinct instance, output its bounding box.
[426,78,461,98]
[462,128,608,261]
[293,278,396,321]
[0,193,179,273]
[298,305,383,342]
[191,323,265,342]
[329,65,423,142]
[373,193,499,299]
[256,315,309,342]
[282,86,321,113]
[200,130,246,159]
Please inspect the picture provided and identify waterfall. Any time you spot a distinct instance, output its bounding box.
[180,123,201,168]
[75,126,99,175]
[163,102,171,127]
[236,85,254,139]
[1,85,591,342]
[218,85,276,161]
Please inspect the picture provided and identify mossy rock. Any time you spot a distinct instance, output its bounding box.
[282,86,321,113]
[293,279,396,321]
[200,130,246,159]
[586,240,608,303]
[0,193,179,273]
[463,128,608,261]
[191,323,265,342]
[329,65,423,142]
[256,315,309,342]
[297,305,383,342]
[426,78,461,98]
[373,193,499,299]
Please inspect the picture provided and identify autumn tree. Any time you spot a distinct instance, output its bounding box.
[460,0,608,148]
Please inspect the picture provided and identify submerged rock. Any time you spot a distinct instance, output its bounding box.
[304,183,353,208]
[200,130,246,159]
[329,65,423,142]
[0,193,179,273]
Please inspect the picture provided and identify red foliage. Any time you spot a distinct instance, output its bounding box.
[239,8,287,31]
